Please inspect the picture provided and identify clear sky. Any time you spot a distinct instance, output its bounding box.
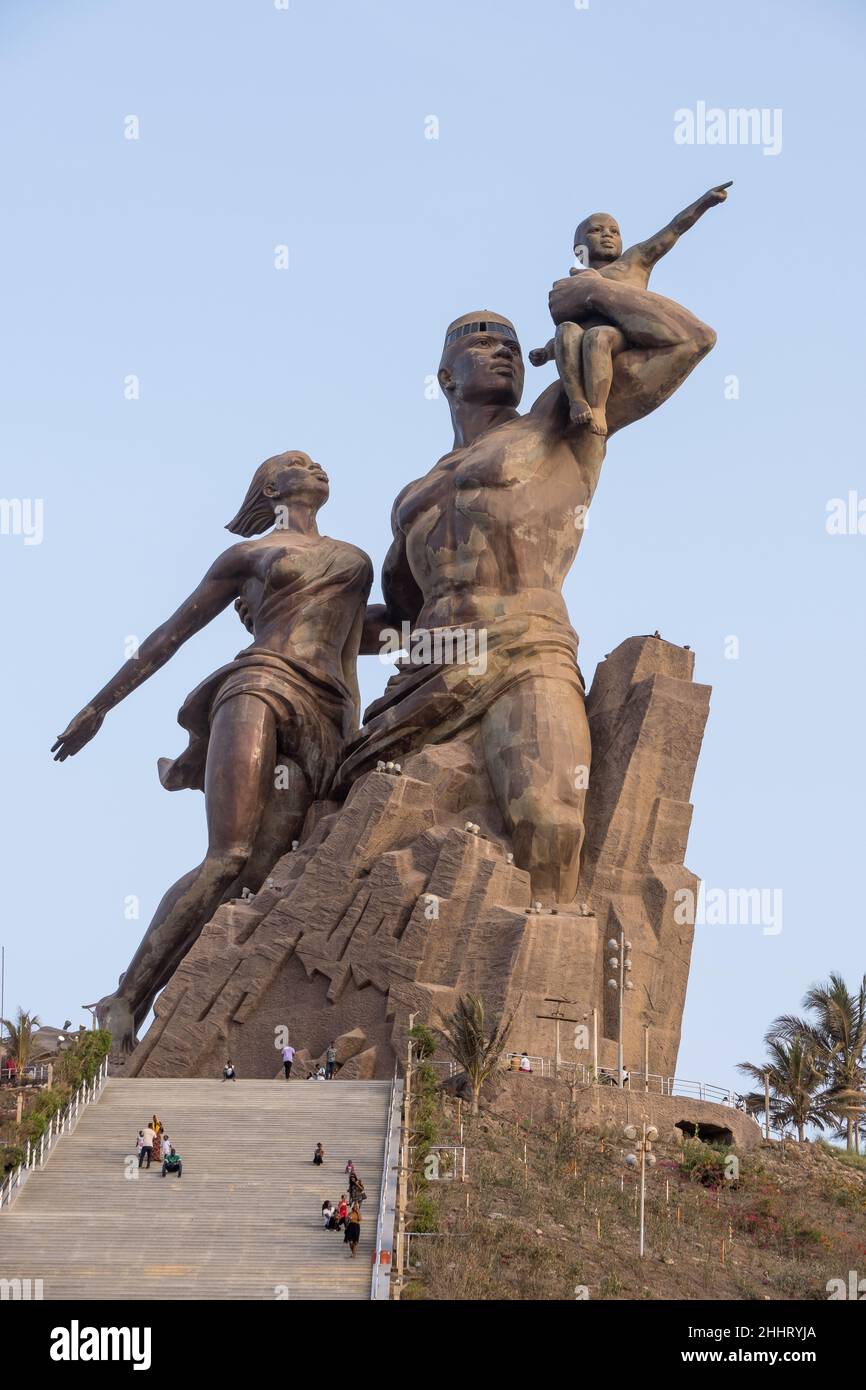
[1,0,863,1094]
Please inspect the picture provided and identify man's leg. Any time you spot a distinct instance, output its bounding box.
[144,1146,152,1169]
[481,677,590,905]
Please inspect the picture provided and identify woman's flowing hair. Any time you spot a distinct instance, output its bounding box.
[225,455,282,537]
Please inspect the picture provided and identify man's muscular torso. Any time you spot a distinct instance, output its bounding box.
[392,388,606,632]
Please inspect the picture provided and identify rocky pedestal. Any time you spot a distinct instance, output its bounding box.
[125,636,710,1081]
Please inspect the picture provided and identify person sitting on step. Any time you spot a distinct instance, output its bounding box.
[162,1145,182,1179]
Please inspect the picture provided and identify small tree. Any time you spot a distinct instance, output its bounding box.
[434,994,514,1115]
[738,1035,827,1142]
[1,1008,41,1078]
[408,1023,437,1061]
[772,973,866,1152]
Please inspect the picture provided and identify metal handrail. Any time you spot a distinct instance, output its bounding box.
[417,1050,750,1113]
[370,1066,402,1299]
[0,1057,109,1213]
[0,1063,50,1084]
[496,1053,746,1108]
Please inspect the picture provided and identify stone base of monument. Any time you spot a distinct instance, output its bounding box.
[124,635,710,1081]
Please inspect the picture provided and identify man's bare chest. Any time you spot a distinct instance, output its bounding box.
[396,433,551,534]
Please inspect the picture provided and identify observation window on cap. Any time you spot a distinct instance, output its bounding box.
[445,319,517,347]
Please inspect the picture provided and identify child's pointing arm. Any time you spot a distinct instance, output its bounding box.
[631,182,732,269]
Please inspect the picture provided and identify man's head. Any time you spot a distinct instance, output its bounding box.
[574,213,622,266]
[438,312,524,414]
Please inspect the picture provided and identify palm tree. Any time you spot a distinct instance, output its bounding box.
[738,1035,827,1141]
[772,973,866,1152]
[434,994,515,1115]
[0,1008,42,1079]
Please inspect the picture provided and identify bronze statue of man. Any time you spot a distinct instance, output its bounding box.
[342,261,721,902]
[52,452,372,1053]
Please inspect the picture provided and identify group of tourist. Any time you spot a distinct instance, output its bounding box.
[135,1113,182,1178]
[221,1040,339,1083]
[283,1040,339,1080]
[509,1052,533,1073]
[318,1155,366,1258]
[219,1054,362,1255]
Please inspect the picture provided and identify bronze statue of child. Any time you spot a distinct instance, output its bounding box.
[530,182,732,436]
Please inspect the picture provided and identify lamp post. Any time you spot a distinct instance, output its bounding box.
[624,1122,658,1258]
[536,997,580,1078]
[581,1007,598,1082]
[606,930,633,1086]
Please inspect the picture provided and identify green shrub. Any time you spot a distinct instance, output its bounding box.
[408,1024,437,1061]
[412,1189,439,1234]
[1,1144,26,1176]
[21,1030,111,1145]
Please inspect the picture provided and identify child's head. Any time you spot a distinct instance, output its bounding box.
[574,213,622,267]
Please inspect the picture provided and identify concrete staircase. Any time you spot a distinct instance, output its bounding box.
[0,1078,393,1300]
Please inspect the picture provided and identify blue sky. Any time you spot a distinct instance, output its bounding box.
[1,0,863,1094]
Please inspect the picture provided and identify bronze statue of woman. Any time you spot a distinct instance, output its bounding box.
[52,452,372,1054]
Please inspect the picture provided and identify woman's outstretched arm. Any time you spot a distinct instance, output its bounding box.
[52,544,249,760]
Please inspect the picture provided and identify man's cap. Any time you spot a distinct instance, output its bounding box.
[443,311,519,350]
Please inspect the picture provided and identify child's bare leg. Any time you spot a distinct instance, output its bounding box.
[528,337,555,367]
[582,325,627,436]
[553,322,592,426]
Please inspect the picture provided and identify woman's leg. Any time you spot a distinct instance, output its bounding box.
[223,755,310,899]
[147,757,311,1021]
[96,695,278,1050]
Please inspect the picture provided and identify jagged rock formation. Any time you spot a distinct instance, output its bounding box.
[126,636,709,1081]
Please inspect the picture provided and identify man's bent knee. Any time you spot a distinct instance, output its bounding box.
[509,795,586,900]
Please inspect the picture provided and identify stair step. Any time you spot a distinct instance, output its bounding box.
[0,1079,392,1301]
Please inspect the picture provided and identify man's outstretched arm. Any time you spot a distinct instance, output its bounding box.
[631,181,732,267]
